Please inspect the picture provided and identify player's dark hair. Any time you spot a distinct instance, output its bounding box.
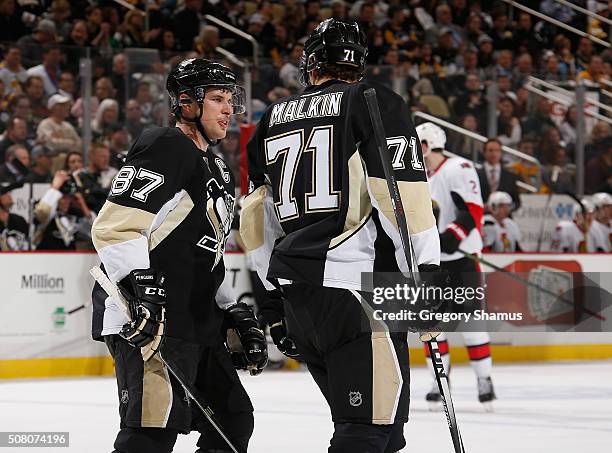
[484,138,502,150]
[316,63,362,83]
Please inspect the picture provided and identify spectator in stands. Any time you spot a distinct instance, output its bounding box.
[464,12,483,47]
[92,98,119,139]
[85,5,103,43]
[427,3,464,48]
[5,95,34,139]
[495,49,513,77]
[17,19,57,68]
[435,28,459,75]
[36,93,81,159]
[195,25,221,60]
[33,169,94,250]
[381,6,411,49]
[0,117,30,161]
[108,124,129,169]
[513,53,533,90]
[156,29,179,60]
[585,145,611,194]
[0,184,29,251]
[47,0,72,42]
[496,73,516,102]
[114,9,147,48]
[489,7,513,50]
[538,126,563,165]
[497,96,521,149]
[71,77,115,128]
[57,71,76,103]
[26,144,54,183]
[541,145,574,193]
[282,0,306,42]
[560,106,577,151]
[279,42,304,94]
[453,73,487,133]
[509,138,543,193]
[577,55,607,83]
[331,0,349,21]
[541,51,565,81]
[450,0,470,27]
[523,98,556,138]
[124,98,148,142]
[575,37,594,73]
[476,34,495,74]
[0,0,28,42]
[552,34,576,80]
[0,144,30,184]
[0,45,28,96]
[513,12,538,57]
[447,113,483,160]
[172,0,203,51]
[418,42,443,79]
[135,80,154,122]
[107,53,128,108]
[217,0,246,37]
[585,121,612,162]
[478,138,520,209]
[24,75,48,125]
[74,142,117,213]
[63,151,83,173]
[26,44,63,96]
[62,20,89,75]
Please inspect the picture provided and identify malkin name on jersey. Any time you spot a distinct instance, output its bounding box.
[269,92,343,127]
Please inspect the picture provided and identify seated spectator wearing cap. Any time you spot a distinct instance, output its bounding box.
[0,45,28,97]
[0,184,29,251]
[17,19,57,68]
[0,144,30,185]
[26,44,63,97]
[26,144,54,183]
[33,169,94,250]
[37,94,81,161]
[0,117,31,162]
[73,142,117,213]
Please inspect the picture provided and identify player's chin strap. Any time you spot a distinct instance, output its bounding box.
[181,103,220,147]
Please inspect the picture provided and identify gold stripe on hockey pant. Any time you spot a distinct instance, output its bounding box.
[92,201,156,250]
[141,354,173,428]
[330,151,372,249]
[149,193,195,251]
[240,185,267,252]
[367,178,436,235]
[350,290,403,425]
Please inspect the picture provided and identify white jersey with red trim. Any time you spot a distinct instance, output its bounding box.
[550,220,588,252]
[482,214,522,252]
[428,156,484,261]
[588,220,611,252]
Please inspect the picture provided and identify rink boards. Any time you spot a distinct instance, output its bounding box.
[0,252,611,378]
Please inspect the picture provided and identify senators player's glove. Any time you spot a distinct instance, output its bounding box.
[117,269,166,361]
[225,303,268,375]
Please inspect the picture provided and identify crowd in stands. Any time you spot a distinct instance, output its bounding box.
[0,0,610,252]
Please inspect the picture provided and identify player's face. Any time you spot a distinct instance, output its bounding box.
[495,203,511,219]
[201,88,232,141]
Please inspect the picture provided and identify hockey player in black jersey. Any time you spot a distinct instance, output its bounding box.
[240,19,442,453]
[91,58,267,453]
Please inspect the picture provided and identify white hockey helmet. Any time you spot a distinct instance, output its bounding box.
[571,198,595,219]
[487,191,513,209]
[416,122,446,155]
[592,192,612,210]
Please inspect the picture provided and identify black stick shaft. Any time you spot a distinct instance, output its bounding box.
[363,88,466,453]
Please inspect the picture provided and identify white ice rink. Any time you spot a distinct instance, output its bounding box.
[1,361,611,453]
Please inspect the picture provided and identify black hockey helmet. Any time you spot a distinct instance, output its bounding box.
[300,18,368,86]
[166,58,246,116]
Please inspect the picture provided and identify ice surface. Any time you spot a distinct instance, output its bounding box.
[1,361,611,452]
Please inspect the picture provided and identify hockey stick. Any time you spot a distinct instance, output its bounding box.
[457,249,606,321]
[89,266,243,453]
[364,88,466,453]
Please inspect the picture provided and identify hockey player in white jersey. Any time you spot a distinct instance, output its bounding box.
[483,191,522,252]
[550,198,594,252]
[416,122,496,408]
[589,192,611,252]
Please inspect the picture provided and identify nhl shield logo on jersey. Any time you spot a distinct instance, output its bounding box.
[349,391,362,407]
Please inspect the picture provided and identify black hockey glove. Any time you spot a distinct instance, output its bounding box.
[439,229,462,254]
[414,264,451,342]
[259,289,300,360]
[225,303,268,376]
[117,269,166,361]
[268,319,300,359]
